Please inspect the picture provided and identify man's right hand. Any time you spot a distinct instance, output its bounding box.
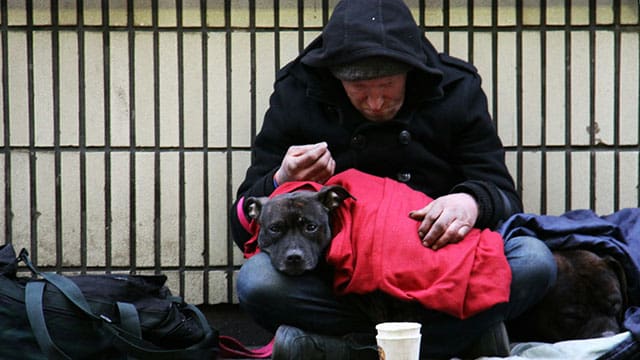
[274,142,336,185]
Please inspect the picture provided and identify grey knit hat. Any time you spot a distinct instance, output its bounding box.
[330,56,412,81]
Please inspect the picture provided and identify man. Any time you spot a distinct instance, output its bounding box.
[229,0,557,358]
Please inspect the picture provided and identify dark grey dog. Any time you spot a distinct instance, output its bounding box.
[509,249,627,342]
[245,186,352,276]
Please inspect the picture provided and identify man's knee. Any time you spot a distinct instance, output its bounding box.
[237,253,283,305]
[504,236,558,317]
[506,236,557,286]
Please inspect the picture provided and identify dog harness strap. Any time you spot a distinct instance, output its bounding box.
[237,197,253,232]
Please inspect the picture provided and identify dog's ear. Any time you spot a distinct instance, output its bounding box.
[604,255,628,314]
[245,197,268,220]
[316,185,355,211]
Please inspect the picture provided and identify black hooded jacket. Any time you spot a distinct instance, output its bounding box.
[229,0,522,249]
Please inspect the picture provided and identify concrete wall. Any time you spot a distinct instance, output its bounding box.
[0,0,638,304]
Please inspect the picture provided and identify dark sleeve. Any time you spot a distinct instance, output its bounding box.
[447,75,522,229]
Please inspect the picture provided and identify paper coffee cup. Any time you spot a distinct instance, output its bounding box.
[376,322,421,360]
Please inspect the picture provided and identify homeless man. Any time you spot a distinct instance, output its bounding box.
[229,0,557,358]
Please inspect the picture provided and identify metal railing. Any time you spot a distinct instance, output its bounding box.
[0,0,638,303]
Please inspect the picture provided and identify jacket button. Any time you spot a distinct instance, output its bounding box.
[397,172,411,182]
[398,130,411,145]
[350,134,366,149]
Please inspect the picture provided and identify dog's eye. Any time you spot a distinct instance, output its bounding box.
[305,223,318,233]
[268,223,284,234]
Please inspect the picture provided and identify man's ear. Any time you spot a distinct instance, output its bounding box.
[245,197,268,220]
[316,185,355,211]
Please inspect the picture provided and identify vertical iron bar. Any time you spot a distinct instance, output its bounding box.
[491,1,499,134]
[564,0,572,212]
[152,0,162,274]
[540,0,548,214]
[1,0,11,246]
[200,0,211,304]
[26,1,37,262]
[612,0,621,211]
[297,0,304,52]
[78,0,88,273]
[467,0,474,64]
[443,0,450,54]
[588,0,596,210]
[224,0,234,303]
[637,6,640,208]
[127,0,137,273]
[102,0,113,271]
[52,0,63,272]
[323,0,329,25]
[250,0,256,141]
[273,0,281,72]
[177,0,186,297]
[515,0,524,200]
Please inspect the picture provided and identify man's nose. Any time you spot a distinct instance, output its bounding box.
[366,93,384,110]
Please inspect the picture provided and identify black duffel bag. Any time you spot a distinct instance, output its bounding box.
[0,243,219,359]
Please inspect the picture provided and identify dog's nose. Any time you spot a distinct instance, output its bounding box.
[286,253,303,264]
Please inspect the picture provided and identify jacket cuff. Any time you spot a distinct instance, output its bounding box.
[450,180,503,229]
[263,168,279,194]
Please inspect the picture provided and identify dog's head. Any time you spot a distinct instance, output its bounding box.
[527,249,627,342]
[245,185,353,276]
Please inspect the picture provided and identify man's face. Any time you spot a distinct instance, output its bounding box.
[341,73,407,122]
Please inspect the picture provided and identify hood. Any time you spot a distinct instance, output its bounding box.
[301,0,442,82]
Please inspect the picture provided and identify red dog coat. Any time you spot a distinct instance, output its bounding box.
[240,169,511,319]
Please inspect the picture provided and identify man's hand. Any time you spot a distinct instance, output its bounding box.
[408,193,479,250]
[274,142,336,185]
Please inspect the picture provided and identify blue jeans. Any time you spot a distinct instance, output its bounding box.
[237,236,557,357]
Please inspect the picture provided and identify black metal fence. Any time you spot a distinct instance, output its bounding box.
[1,0,638,303]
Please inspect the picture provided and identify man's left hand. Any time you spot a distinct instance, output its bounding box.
[408,193,479,250]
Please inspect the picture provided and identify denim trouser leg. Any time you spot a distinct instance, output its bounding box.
[236,235,557,357]
[237,253,374,335]
[503,235,558,319]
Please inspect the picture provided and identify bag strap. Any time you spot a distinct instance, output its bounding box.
[26,280,142,360]
[25,281,72,360]
[103,320,216,360]
[116,302,142,338]
[20,249,217,360]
